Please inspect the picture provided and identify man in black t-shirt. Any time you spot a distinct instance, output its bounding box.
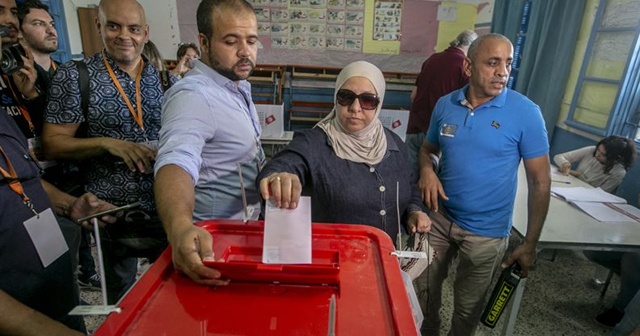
[0,103,116,334]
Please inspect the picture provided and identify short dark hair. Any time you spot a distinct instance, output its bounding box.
[196,0,255,40]
[176,43,200,59]
[467,33,511,63]
[17,0,50,28]
[595,135,637,173]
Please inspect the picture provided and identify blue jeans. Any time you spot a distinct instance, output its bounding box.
[584,251,640,311]
[611,289,640,336]
[78,228,96,278]
[57,216,81,281]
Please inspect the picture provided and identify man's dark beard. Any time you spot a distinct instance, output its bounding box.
[210,56,254,81]
[32,41,58,54]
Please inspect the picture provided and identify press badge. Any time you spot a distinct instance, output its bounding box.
[23,208,69,268]
[27,136,44,161]
[439,123,458,138]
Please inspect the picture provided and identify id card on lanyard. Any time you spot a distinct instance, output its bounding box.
[23,208,69,267]
[0,145,67,267]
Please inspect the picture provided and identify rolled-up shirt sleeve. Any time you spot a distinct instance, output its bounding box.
[553,146,592,168]
[154,88,217,185]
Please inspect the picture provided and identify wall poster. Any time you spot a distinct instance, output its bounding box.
[249,0,366,52]
[373,0,402,41]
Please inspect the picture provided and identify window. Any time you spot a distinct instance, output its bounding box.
[564,0,640,140]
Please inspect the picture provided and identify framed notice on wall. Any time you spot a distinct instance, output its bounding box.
[249,0,365,52]
[178,0,494,72]
[373,0,402,41]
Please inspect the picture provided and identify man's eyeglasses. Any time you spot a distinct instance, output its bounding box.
[336,89,380,110]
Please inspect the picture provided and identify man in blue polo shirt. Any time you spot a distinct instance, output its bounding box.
[416,33,551,335]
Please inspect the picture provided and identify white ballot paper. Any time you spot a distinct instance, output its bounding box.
[263,196,312,264]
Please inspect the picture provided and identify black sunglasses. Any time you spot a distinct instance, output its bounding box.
[336,89,380,110]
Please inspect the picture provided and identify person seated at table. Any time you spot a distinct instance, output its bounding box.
[611,287,640,336]
[256,61,431,241]
[587,191,640,328]
[588,251,640,328]
[553,135,635,193]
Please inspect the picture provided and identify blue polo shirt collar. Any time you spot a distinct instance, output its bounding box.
[456,85,509,109]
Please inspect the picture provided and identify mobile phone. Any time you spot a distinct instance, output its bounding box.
[75,202,141,223]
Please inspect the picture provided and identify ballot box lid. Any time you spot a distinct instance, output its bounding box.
[94,220,417,336]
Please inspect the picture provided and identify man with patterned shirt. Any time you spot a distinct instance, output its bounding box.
[42,0,173,304]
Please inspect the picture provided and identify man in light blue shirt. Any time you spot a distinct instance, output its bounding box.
[155,60,263,221]
[154,0,262,285]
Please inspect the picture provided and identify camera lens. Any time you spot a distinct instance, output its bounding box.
[0,43,25,75]
[0,49,14,69]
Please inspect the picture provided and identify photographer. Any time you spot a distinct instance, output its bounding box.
[0,3,120,334]
[0,0,40,141]
[1,0,98,295]
[4,0,61,168]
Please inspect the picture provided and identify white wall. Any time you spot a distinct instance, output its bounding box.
[62,0,181,59]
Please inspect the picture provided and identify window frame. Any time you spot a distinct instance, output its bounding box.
[564,0,640,140]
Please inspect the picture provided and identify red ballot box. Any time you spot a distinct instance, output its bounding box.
[94,220,418,336]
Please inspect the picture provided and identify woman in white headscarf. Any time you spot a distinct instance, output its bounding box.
[256,61,430,241]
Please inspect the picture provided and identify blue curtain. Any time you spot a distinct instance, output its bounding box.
[491,0,586,140]
[491,0,527,44]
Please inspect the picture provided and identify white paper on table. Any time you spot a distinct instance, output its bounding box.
[551,186,627,204]
[605,203,640,222]
[571,201,639,223]
[263,196,312,264]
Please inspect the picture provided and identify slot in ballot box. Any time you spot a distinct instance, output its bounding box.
[94,220,417,336]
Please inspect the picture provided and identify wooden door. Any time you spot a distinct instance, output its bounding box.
[77,7,103,58]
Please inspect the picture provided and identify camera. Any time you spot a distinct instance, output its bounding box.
[0,25,25,75]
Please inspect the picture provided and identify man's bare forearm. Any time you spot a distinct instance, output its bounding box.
[42,122,112,160]
[0,290,82,335]
[418,141,439,175]
[45,135,113,160]
[525,178,550,245]
[523,156,551,246]
[41,180,76,217]
[155,164,196,241]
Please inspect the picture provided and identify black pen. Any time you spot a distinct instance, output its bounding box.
[552,180,571,184]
